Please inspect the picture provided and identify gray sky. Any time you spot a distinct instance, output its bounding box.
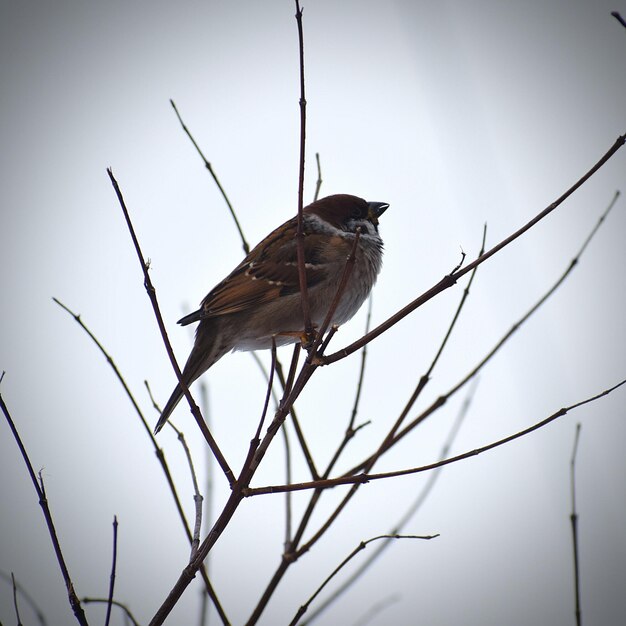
[1,1,625,625]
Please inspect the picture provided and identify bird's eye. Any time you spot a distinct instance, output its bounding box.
[351,207,363,219]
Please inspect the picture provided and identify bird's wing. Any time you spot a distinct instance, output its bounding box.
[196,219,334,318]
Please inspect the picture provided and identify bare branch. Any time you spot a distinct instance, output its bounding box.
[53,298,153,438]
[350,594,401,626]
[0,391,89,626]
[287,228,484,559]
[254,337,277,441]
[322,134,625,365]
[170,425,204,560]
[82,598,141,626]
[11,572,23,626]
[170,99,250,254]
[251,352,293,545]
[247,378,626,495]
[346,189,621,473]
[303,378,478,625]
[106,168,234,484]
[198,380,214,626]
[52,300,225,619]
[570,423,582,626]
[307,228,362,360]
[289,534,439,626]
[313,152,323,202]
[104,516,118,626]
[322,297,374,479]
[611,11,626,29]
[0,570,48,626]
[294,0,312,337]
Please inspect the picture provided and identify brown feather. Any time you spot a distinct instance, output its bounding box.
[197,221,332,318]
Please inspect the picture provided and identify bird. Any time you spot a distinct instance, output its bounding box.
[154,193,389,434]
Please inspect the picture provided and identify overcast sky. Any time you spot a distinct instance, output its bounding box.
[1,1,625,625]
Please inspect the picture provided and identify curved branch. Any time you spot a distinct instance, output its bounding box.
[322,134,625,365]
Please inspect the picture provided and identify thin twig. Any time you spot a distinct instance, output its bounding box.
[246,225,371,618]
[351,594,401,626]
[53,300,226,622]
[259,350,316,484]
[12,572,24,626]
[251,352,293,546]
[302,378,478,625]
[251,352,282,409]
[283,344,301,399]
[269,346,317,481]
[146,389,206,563]
[82,598,141,626]
[170,99,249,254]
[365,226,485,470]
[288,534,439,626]
[321,134,625,365]
[151,342,321,624]
[570,423,582,626]
[612,11,626,29]
[199,380,212,626]
[281,420,294,549]
[106,168,234,484]
[149,85,624,626]
[247,378,626,495]
[104,516,118,626]
[0,571,48,626]
[290,228,484,558]
[254,338,278,441]
[322,297,374,480]
[348,296,373,431]
[0,390,89,626]
[284,299,375,557]
[345,190,621,474]
[313,152,323,202]
[294,0,312,337]
[53,298,154,438]
[307,228,362,359]
[243,166,619,620]
[173,426,203,560]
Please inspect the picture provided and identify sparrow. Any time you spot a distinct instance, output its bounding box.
[154,193,389,434]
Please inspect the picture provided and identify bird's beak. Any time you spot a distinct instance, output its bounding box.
[367,201,389,227]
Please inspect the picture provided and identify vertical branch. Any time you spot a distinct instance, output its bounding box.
[294,0,312,336]
[104,516,118,626]
[570,423,582,626]
[254,338,278,441]
[11,572,24,626]
[250,352,294,546]
[198,381,212,626]
[281,421,294,548]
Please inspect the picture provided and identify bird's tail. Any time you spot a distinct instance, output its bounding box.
[153,319,226,434]
[153,382,185,434]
